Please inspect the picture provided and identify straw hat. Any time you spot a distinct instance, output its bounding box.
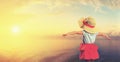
[78,17,98,33]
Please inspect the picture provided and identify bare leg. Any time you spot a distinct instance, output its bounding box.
[86,60,94,62]
[86,60,92,62]
[91,60,94,62]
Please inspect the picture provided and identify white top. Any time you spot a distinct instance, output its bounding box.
[82,30,98,43]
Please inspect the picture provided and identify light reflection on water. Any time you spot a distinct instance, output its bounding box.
[0,35,120,62]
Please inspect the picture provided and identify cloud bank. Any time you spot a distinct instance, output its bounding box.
[31,0,120,9]
[1,0,120,13]
[13,0,120,14]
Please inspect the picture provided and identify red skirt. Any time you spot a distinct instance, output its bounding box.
[79,43,99,60]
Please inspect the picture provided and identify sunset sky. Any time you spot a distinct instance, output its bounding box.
[0,0,120,59]
[0,0,120,35]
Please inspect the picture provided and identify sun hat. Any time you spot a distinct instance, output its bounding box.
[78,16,98,33]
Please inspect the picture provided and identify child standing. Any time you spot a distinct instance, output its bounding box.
[63,17,111,62]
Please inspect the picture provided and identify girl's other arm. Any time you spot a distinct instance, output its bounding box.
[97,32,111,40]
[63,31,82,36]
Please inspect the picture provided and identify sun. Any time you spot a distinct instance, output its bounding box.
[12,26,20,33]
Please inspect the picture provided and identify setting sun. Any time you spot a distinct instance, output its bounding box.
[12,26,20,33]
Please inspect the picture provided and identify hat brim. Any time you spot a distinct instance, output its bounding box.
[78,17,98,33]
[83,25,98,33]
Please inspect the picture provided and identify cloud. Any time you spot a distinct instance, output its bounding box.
[14,0,120,14]
[80,0,120,10]
[2,0,120,10]
[37,0,120,9]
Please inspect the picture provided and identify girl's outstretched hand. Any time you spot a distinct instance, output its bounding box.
[106,35,111,40]
[98,32,111,40]
[103,34,111,40]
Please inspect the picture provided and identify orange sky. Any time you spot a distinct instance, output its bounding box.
[0,0,120,59]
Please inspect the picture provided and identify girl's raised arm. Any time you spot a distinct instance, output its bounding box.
[97,32,111,40]
[63,31,83,36]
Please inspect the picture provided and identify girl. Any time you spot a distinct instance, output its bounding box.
[63,17,111,62]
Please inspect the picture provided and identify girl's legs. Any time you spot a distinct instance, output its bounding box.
[85,60,94,62]
[86,60,91,62]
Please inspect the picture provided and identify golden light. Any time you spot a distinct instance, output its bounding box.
[12,26,20,33]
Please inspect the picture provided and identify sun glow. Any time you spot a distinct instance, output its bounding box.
[12,26,20,33]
